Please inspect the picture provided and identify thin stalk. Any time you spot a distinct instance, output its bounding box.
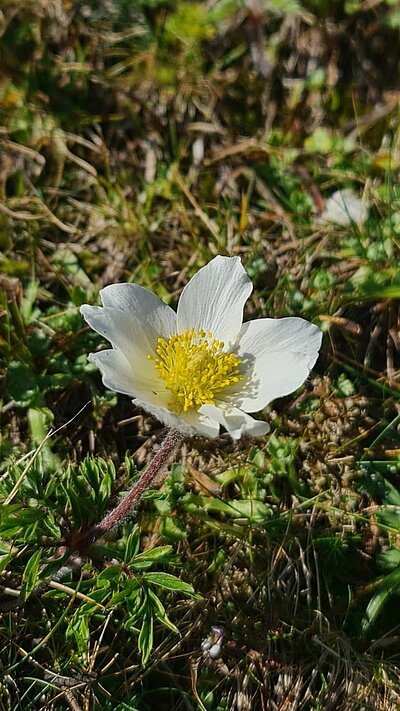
[72,428,183,552]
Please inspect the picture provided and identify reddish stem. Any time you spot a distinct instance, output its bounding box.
[72,428,183,553]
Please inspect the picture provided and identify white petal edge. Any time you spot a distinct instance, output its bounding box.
[235,317,322,411]
[200,404,270,440]
[100,283,177,346]
[132,398,220,438]
[89,350,171,409]
[177,256,253,346]
[80,305,161,380]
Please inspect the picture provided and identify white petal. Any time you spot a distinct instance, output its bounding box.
[132,398,219,438]
[235,317,322,411]
[177,256,252,346]
[100,283,177,345]
[182,409,220,438]
[89,349,171,408]
[81,305,159,380]
[132,398,192,432]
[320,189,369,226]
[200,404,269,440]
[89,350,145,397]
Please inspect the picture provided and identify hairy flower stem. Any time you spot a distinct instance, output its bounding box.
[72,428,183,553]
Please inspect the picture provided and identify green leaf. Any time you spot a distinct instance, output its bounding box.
[131,545,173,565]
[376,507,400,532]
[143,572,197,596]
[186,494,272,522]
[22,549,42,598]
[211,499,272,523]
[138,607,153,665]
[361,566,400,634]
[377,478,400,507]
[159,516,186,541]
[377,549,400,571]
[0,552,12,574]
[110,584,141,607]
[357,470,400,509]
[41,512,61,538]
[64,485,84,529]
[215,468,243,486]
[123,528,141,563]
[6,361,40,407]
[40,554,72,581]
[360,285,400,300]
[99,473,113,502]
[147,589,180,635]
[89,544,125,561]
[97,566,122,582]
[66,611,91,662]
[81,457,101,493]
[20,279,39,323]
[0,506,45,539]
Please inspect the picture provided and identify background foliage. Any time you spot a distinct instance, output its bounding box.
[1,0,400,709]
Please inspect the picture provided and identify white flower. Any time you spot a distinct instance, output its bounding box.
[320,188,369,227]
[80,256,322,439]
[201,625,224,659]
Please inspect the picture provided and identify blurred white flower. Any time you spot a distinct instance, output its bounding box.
[192,136,204,166]
[81,256,322,439]
[320,188,369,226]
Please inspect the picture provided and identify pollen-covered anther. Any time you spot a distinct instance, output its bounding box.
[149,328,243,412]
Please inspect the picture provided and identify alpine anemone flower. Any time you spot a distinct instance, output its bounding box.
[80,256,322,439]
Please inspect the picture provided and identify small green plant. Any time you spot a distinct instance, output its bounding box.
[357,462,400,635]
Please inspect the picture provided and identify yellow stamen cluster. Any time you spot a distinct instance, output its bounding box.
[149,328,243,413]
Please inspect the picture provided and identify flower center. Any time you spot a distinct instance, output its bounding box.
[149,328,243,413]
